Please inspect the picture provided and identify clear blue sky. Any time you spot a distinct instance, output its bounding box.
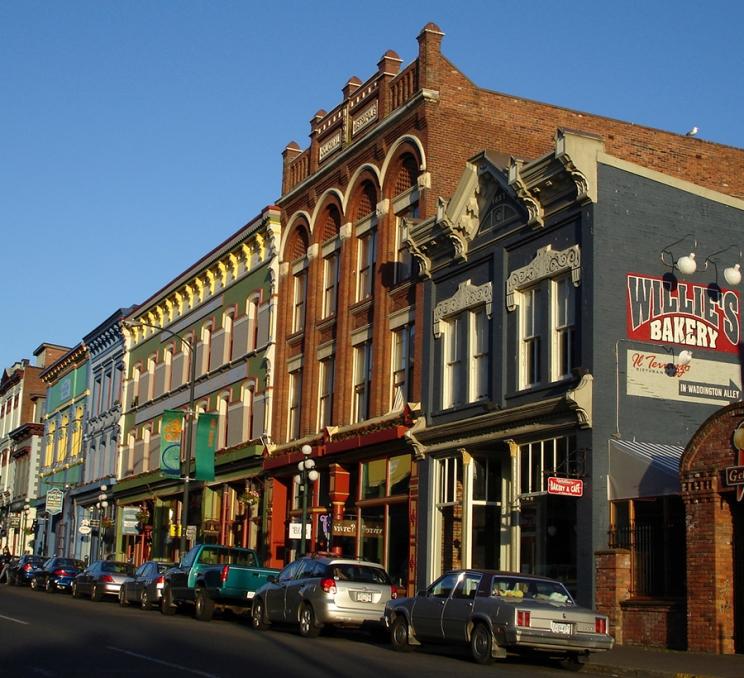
[2,1,743,371]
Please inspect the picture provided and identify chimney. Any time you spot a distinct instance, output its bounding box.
[416,22,445,90]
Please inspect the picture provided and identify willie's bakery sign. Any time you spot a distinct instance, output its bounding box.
[627,274,740,353]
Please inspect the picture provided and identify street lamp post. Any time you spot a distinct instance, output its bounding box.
[21,503,30,554]
[294,444,319,556]
[124,319,198,557]
[95,485,108,560]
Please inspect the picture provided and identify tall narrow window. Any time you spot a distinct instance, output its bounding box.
[353,340,372,422]
[247,297,259,352]
[356,231,376,301]
[554,277,576,379]
[224,312,234,364]
[521,287,542,387]
[318,355,335,429]
[391,324,414,409]
[293,269,307,332]
[288,369,302,440]
[58,415,69,462]
[443,315,465,409]
[322,252,339,318]
[394,202,419,283]
[470,308,489,401]
[218,395,229,449]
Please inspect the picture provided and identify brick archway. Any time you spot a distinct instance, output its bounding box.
[680,402,744,654]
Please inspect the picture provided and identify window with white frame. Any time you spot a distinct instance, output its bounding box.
[471,454,502,569]
[391,323,414,410]
[520,285,543,388]
[288,368,302,440]
[506,245,581,390]
[292,268,307,332]
[437,456,460,505]
[553,276,576,380]
[443,314,465,409]
[318,354,334,429]
[322,250,339,318]
[356,230,376,301]
[518,436,575,495]
[352,339,372,423]
[470,308,489,402]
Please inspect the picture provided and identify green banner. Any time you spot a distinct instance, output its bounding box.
[195,412,217,481]
[160,410,184,478]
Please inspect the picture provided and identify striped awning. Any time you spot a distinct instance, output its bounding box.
[608,439,684,500]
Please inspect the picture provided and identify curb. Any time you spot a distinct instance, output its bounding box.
[586,663,723,678]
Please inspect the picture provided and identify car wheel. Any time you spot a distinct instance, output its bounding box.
[251,597,268,630]
[119,588,129,607]
[91,584,103,602]
[194,587,215,622]
[30,578,38,591]
[140,589,151,611]
[390,615,412,652]
[45,579,55,593]
[160,586,177,616]
[298,603,321,638]
[470,622,495,665]
[559,653,587,672]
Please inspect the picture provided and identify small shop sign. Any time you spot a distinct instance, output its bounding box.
[288,522,311,540]
[547,477,583,497]
[46,488,64,515]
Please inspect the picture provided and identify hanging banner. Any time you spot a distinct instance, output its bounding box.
[194,413,217,481]
[160,410,184,478]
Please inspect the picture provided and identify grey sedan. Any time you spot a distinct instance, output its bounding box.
[384,570,613,670]
[119,560,175,610]
[72,560,134,602]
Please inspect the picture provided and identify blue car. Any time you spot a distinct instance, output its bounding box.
[30,557,85,593]
[7,555,45,586]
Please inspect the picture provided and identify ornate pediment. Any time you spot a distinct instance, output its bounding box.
[433,279,493,337]
[505,244,581,311]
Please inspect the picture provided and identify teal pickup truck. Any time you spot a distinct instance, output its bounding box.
[161,543,279,621]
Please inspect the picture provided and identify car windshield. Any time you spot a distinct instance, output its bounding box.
[101,561,132,574]
[197,547,256,566]
[491,576,573,605]
[157,562,176,573]
[331,564,391,584]
[55,559,82,569]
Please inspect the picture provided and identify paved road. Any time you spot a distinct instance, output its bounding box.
[1,584,602,677]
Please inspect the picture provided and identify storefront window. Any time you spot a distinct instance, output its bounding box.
[362,459,387,499]
[389,454,411,496]
[360,505,384,564]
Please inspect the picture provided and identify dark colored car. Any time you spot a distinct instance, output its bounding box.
[5,555,45,586]
[119,561,176,610]
[30,557,85,593]
[72,560,134,601]
[384,569,613,670]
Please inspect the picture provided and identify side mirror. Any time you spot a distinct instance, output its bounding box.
[267,574,277,584]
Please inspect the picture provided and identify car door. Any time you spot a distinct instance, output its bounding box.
[284,559,314,623]
[442,572,482,642]
[169,547,199,599]
[131,563,148,602]
[411,572,461,641]
[265,561,299,621]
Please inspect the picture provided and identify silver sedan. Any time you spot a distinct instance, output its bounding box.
[384,570,613,670]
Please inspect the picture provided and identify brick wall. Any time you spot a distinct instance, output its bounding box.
[621,600,686,650]
[595,549,631,645]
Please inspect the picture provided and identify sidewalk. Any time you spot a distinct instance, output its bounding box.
[585,644,744,678]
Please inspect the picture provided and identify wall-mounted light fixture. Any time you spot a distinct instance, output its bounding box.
[703,245,742,286]
[660,234,697,275]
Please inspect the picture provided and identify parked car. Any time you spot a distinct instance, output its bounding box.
[72,560,134,601]
[161,543,279,621]
[119,560,175,610]
[251,554,398,638]
[5,555,45,586]
[30,557,85,593]
[384,569,613,670]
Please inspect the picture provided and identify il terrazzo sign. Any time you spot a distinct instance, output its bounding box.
[626,274,740,353]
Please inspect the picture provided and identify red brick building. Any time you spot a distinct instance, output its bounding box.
[262,22,744,607]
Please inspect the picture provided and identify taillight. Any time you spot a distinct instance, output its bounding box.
[595,617,607,634]
[390,585,399,599]
[53,569,66,576]
[154,575,164,585]
[320,577,337,594]
[516,610,531,627]
[221,565,229,584]
[100,575,114,583]
[23,563,34,572]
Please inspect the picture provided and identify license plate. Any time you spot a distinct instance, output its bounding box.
[245,591,255,599]
[356,592,372,603]
[551,621,572,635]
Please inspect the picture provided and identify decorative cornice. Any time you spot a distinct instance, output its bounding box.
[433,280,492,338]
[40,343,89,384]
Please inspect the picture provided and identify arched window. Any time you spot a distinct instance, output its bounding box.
[71,406,83,456]
[218,393,229,449]
[58,414,69,462]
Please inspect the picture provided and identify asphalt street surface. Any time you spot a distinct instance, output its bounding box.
[1,584,607,677]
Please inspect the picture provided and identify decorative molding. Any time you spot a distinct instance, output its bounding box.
[565,373,593,428]
[508,159,543,228]
[506,245,581,311]
[433,280,493,337]
[318,130,342,163]
[352,100,378,136]
[406,236,432,279]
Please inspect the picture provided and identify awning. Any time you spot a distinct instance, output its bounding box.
[608,439,683,500]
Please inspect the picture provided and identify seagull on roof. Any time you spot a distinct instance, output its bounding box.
[686,126,699,136]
